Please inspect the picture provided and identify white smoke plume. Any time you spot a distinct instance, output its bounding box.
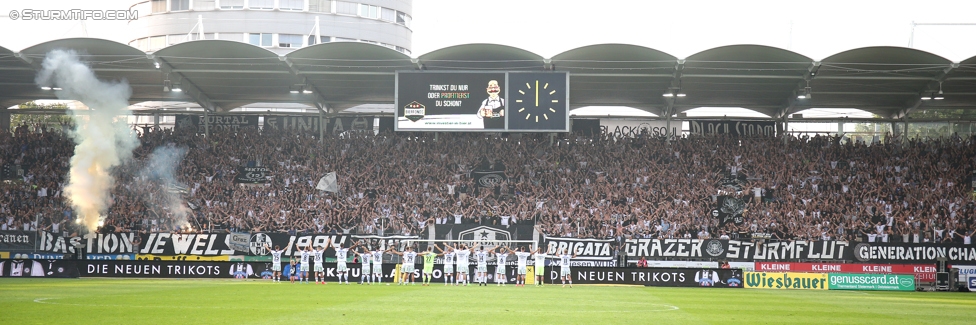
[35,50,139,233]
[139,146,191,227]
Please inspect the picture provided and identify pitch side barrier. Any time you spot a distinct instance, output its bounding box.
[754,262,936,282]
[2,259,742,287]
[743,272,915,291]
[7,231,976,266]
[0,259,920,291]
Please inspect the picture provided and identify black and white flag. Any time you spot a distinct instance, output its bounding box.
[714,196,745,227]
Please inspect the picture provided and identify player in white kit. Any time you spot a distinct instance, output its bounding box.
[532,246,548,286]
[390,246,419,285]
[454,244,472,286]
[435,244,456,286]
[263,243,290,283]
[474,245,497,286]
[558,249,577,288]
[494,247,510,286]
[514,247,532,287]
[298,245,312,283]
[313,245,326,284]
[328,238,358,285]
[372,247,387,284]
[357,245,373,284]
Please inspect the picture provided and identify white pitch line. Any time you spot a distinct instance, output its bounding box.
[32,297,267,309]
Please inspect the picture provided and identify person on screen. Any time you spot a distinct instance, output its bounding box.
[478,80,505,129]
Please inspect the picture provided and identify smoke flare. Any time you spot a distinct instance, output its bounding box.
[35,50,139,232]
[139,146,191,227]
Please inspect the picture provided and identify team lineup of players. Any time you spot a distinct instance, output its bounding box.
[263,242,579,287]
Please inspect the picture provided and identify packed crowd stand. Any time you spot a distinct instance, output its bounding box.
[2,122,975,246]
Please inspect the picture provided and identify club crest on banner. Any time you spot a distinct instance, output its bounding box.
[249,233,273,255]
[705,239,725,257]
[458,226,511,247]
[471,171,507,188]
[715,196,746,227]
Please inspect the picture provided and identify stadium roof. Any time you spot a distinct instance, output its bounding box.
[2,37,976,118]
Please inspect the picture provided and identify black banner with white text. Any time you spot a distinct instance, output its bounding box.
[0,231,35,250]
[263,116,373,134]
[688,120,777,137]
[174,115,260,133]
[139,232,416,262]
[431,224,536,251]
[549,267,743,287]
[543,236,615,261]
[851,242,976,264]
[234,166,271,184]
[0,231,137,255]
[624,239,852,261]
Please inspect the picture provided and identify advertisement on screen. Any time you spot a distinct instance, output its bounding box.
[395,71,569,132]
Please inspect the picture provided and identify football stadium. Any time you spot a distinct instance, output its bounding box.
[2,1,976,324]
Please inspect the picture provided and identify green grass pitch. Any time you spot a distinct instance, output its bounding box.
[1,278,974,324]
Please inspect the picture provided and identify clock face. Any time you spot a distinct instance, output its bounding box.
[516,80,558,122]
[507,72,568,131]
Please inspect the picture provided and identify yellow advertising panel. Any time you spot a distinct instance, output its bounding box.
[394,264,402,284]
[0,252,8,259]
[136,254,229,261]
[525,266,535,285]
[744,272,828,290]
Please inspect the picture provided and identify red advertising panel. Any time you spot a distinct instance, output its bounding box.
[755,262,935,281]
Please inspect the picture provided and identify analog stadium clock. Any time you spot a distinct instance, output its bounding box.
[507,72,568,131]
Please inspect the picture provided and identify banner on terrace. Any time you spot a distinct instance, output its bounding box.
[234,166,271,184]
[228,232,251,252]
[0,231,35,250]
[543,236,614,261]
[470,170,507,188]
[263,116,373,134]
[599,119,677,138]
[431,224,536,251]
[174,115,259,132]
[33,231,138,255]
[688,120,777,137]
[851,242,976,264]
[624,239,851,261]
[139,232,416,262]
[713,196,745,227]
